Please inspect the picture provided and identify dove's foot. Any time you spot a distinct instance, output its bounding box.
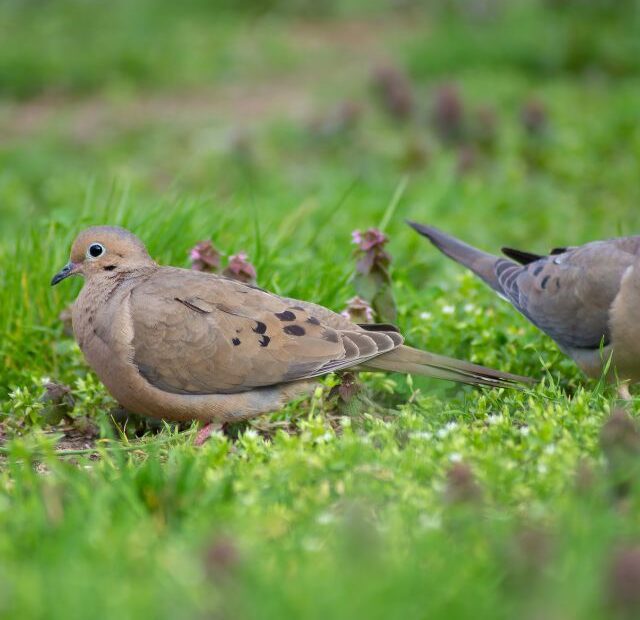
[194,422,223,446]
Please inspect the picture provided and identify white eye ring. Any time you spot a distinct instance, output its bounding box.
[87,243,105,259]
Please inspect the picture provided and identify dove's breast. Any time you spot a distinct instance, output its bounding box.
[610,264,640,382]
[72,276,150,409]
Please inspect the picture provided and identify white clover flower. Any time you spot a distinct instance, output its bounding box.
[419,513,442,530]
[302,538,322,552]
[442,305,455,315]
[420,311,432,320]
[449,452,462,463]
[437,422,458,439]
[316,432,334,443]
[317,512,336,525]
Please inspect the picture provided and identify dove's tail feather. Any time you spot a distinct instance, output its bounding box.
[365,345,534,389]
[407,220,503,292]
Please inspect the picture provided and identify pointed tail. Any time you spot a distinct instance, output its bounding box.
[407,220,503,293]
[364,345,534,389]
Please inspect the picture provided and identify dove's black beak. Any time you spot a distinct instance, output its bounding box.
[51,262,77,286]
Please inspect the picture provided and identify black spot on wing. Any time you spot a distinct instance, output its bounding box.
[252,321,267,334]
[259,335,270,347]
[540,275,550,289]
[307,316,321,325]
[232,337,241,346]
[275,310,296,321]
[283,324,305,336]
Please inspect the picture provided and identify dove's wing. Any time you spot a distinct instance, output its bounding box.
[409,221,640,351]
[490,239,640,350]
[128,268,402,395]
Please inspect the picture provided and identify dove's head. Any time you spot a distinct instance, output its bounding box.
[51,226,154,286]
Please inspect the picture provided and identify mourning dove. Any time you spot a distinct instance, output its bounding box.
[408,221,640,398]
[51,226,531,423]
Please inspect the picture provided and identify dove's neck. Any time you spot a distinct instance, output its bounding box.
[73,267,157,344]
[84,264,156,293]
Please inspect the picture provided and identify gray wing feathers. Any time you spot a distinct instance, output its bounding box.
[410,221,640,351]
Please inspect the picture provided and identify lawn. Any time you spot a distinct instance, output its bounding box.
[1,1,640,618]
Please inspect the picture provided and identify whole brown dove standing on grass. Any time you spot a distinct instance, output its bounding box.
[51,226,531,422]
[408,221,640,399]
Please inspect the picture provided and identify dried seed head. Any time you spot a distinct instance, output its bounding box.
[205,535,240,578]
[341,296,375,324]
[431,83,465,144]
[444,462,483,505]
[371,64,414,121]
[607,545,640,615]
[521,99,548,136]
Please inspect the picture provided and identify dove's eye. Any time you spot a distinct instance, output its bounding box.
[87,243,105,259]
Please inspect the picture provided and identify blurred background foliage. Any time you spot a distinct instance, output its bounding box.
[1,0,639,99]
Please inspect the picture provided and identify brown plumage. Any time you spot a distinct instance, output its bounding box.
[408,220,640,398]
[51,226,532,422]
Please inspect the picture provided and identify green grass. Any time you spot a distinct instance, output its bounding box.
[2,1,640,618]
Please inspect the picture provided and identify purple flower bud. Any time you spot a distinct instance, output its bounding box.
[350,227,396,322]
[521,99,548,136]
[456,145,477,175]
[351,228,389,252]
[607,546,640,614]
[431,83,465,144]
[204,535,240,579]
[371,64,414,121]
[474,105,498,149]
[352,228,391,276]
[309,101,363,138]
[223,252,257,285]
[189,240,221,273]
[444,462,483,505]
